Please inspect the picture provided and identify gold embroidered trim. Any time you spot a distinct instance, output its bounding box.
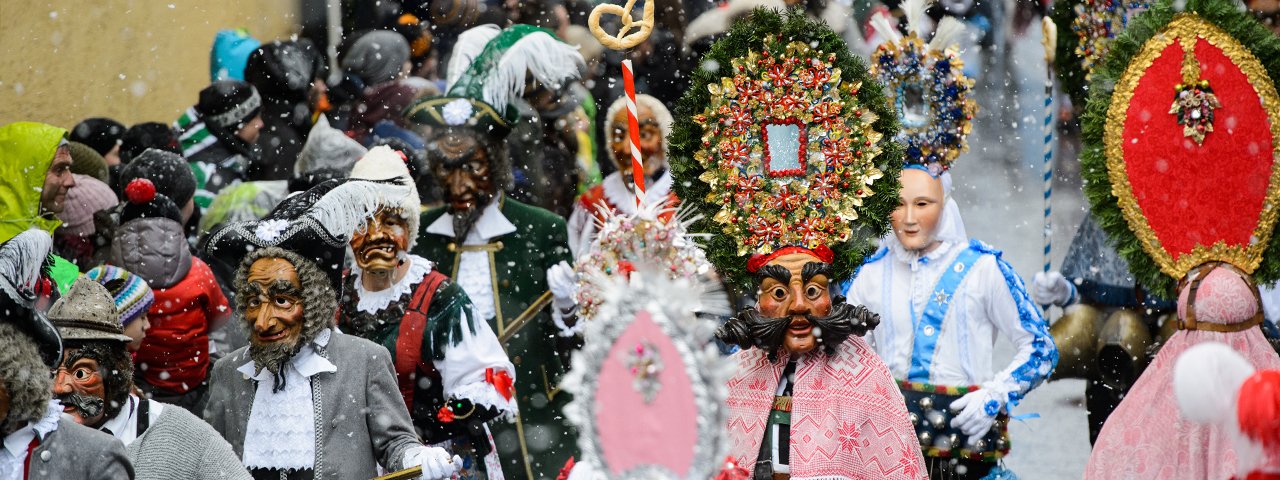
[1104,13,1280,280]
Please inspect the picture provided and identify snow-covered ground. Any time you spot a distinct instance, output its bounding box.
[949,20,1092,479]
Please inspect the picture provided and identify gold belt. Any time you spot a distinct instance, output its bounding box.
[772,395,792,412]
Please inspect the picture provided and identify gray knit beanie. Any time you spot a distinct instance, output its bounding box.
[341,30,410,86]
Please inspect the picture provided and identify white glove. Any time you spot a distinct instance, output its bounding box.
[547,260,579,309]
[948,388,1005,445]
[405,445,461,480]
[1030,271,1075,307]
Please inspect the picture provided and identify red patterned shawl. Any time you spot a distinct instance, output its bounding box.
[725,337,926,479]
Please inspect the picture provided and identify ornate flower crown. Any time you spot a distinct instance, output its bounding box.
[670,9,902,289]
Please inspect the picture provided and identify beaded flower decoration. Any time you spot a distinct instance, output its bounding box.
[1072,0,1151,79]
[574,202,713,321]
[870,1,977,172]
[691,38,885,257]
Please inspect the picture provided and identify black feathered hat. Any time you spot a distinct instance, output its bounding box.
[0,229,62,369]
[200,177,415,292]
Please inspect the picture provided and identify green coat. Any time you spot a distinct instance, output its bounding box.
[413,197,578,480]
[0,121,66,242]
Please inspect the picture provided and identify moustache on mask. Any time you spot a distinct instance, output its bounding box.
[57,393,105,419]
[716,295,879,362]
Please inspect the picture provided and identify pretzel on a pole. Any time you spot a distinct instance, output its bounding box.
[588,0,656,205]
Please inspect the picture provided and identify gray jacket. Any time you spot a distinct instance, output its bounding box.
[203,331,420,479]
[29,417,133,480]
[129,402,250,480]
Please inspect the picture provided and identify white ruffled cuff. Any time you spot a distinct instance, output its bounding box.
[448,381,518,422]
[552,304,583,337]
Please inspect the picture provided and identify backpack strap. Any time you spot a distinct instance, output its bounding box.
[394,271,449,410]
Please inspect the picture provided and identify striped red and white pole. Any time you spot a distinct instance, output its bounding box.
[622,59,646,207]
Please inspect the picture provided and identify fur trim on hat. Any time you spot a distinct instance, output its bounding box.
[348,146,421,252]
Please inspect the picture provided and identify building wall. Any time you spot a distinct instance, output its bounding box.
[0,0,297,130]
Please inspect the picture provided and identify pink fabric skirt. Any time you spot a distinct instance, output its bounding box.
[1084,329,1280,479]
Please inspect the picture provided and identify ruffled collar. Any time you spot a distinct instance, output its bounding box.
[886,235,960,272]
[600,170,673,215]
[349,254,434,314]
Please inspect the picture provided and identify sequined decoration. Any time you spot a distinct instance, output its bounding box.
[1072,0,1150,79]
[626,340,663,403]
[1169,37,1221,145]
[573,205,712,321]
[871,31,977,169]
[693,38,884,257]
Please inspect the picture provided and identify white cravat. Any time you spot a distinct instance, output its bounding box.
[237,329,336,470]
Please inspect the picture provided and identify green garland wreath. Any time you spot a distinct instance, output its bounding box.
[669,8,902,290]
[1080,0,1280,297]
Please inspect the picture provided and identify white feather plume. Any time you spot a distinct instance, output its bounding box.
[480,31,584,111]
[304,179,416,244]
[929,16,967,53]
[869,11,903,45]
[446,24,502,91]
[1174,342,1256,425]
[0,229,52,302]
[903,0,929,36]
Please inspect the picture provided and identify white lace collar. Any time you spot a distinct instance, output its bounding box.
[237,328,337,381]
[886,236,960,272]
[600,170,674,215]
[424,199,517,240]
[349,254,434,314]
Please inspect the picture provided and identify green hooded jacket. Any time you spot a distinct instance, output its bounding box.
[0,122,79,292]
[0,122,67,241]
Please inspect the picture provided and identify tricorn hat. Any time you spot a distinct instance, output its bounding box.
[0,229,62,368]
[200,178,415,292]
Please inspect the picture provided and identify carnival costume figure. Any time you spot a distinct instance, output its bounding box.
[1031,214,1176,443]
[0,229,134,480]
[337,146,517,479]
[1075,0,1280,477]
[48,277,249,479]
[669,9,927,479]
[846,3,1059,477]
[566,94,679,258]
[402,23,586,480]
[200,179,462,480]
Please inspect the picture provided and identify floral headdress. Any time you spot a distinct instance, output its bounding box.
[670,8,902,289]
[1080,0,1280,297]
[869,0,977,174]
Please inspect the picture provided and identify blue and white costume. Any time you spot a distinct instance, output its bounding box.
[847,238,1057,402]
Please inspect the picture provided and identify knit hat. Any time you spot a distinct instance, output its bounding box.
[119,122,182,163]
[118,148,197,207]
[84,265,154,328]
[348,146,421,251]
[119,179,182,224]
[56,174,117,236]
[69,118,125,156]
[47,278,132,344]
[67,141,109,183]
[294,115,366,177]
[0,229,62,368]
[341,30,411,86]
[211,28,261,82]
[196,80,262,130]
